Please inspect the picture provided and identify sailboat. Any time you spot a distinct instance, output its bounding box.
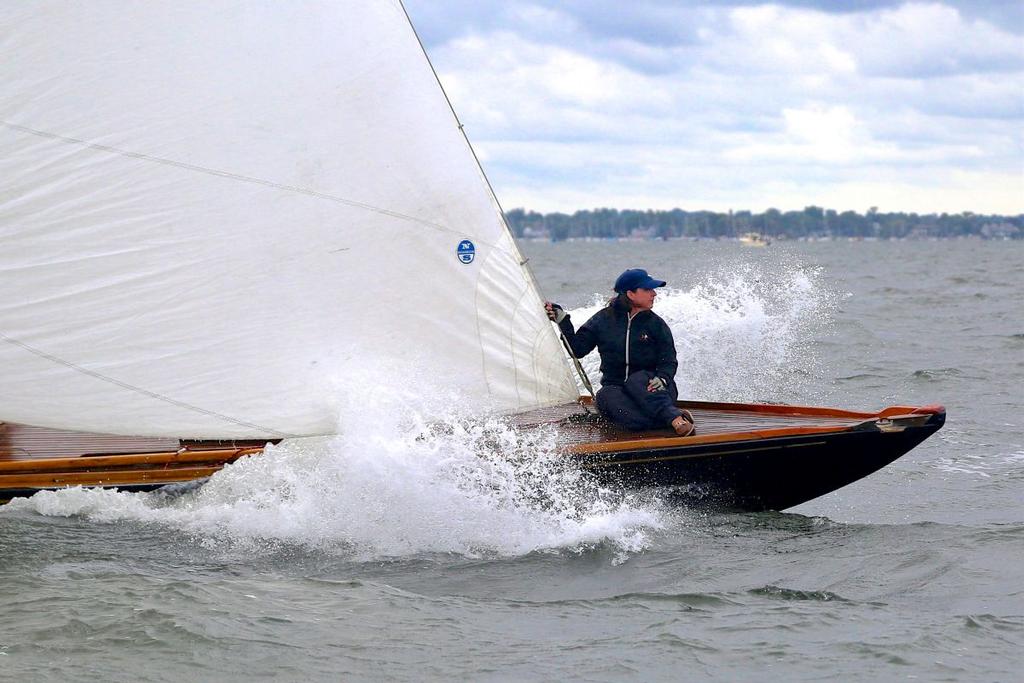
[739,232,771,247]
[0,2,943,510]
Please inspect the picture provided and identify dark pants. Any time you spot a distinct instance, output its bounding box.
[596,370,683,431]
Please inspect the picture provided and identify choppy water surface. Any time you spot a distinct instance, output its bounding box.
[2,240,1021,681]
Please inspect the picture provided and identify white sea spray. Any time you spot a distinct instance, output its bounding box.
[6,379,661,560]
[569,257,838,403]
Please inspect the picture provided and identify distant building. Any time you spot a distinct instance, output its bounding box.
[521,226,550,240]
[980,222,1020,239]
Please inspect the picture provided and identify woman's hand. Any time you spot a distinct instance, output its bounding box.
[647,376,667,392]
[544,302,567,323]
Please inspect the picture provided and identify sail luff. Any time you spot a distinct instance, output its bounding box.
[395,0,554,318]
[394,0,576,402]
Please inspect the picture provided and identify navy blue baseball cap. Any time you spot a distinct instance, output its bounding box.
[613,268,667,293]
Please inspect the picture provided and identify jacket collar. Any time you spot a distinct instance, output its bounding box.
[610,295,652,320]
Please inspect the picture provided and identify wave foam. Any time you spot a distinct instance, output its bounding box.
[6,392,661,560]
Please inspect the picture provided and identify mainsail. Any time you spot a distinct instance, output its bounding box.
[0,1,577,438]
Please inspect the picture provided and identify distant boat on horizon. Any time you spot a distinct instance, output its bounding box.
[739,232,771,247]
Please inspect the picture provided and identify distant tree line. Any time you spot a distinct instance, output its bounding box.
[504,207,1023,241]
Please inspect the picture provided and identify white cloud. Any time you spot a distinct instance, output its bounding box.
[437,32,675,133]
[729,105,870,164]
[854,2,1023,77]
[416,1,1024,213]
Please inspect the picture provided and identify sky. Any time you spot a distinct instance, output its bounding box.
[403,0,1024,215]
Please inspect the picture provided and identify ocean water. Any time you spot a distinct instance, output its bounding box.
[1,239,1021,681]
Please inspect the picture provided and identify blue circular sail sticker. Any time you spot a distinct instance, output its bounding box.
[457,239,476,264]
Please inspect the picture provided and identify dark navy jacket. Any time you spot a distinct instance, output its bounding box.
[558,297,679,388]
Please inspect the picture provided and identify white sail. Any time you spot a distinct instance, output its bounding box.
[0,1,577,438]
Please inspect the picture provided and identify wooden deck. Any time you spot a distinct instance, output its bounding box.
[0,422,265,498]
[1,422,180,461]
[509,399,897,454]
[1,400,910,464]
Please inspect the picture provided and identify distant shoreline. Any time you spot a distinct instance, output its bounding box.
[517,234,1023,243]
[505,207,1023,241]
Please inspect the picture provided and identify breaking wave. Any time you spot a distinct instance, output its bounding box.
[7,385,660,560]
[569,259,838,403]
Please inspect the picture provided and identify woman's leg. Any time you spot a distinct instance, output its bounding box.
[596,372,695,434]
[623,371,683,428]
[595,385,659,431]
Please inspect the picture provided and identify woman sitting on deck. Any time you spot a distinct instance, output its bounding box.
[545,268,695,436]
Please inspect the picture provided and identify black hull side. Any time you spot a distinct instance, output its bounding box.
[580,413,945,511]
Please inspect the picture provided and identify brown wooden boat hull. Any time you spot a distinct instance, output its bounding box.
[0,447,260,502]
[0,401,946,510]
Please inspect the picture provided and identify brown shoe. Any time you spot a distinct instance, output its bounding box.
[671,410,696,436]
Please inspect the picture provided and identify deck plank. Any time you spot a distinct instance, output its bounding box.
[0,423,180,461]
[2,401,873,464]
[509,401,870,446]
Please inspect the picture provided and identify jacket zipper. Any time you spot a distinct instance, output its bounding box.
[625,311,635,381]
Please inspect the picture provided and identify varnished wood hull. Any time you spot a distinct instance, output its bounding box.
[577,411,945,510]
[0,447,262,502]
[0,401,945,510]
